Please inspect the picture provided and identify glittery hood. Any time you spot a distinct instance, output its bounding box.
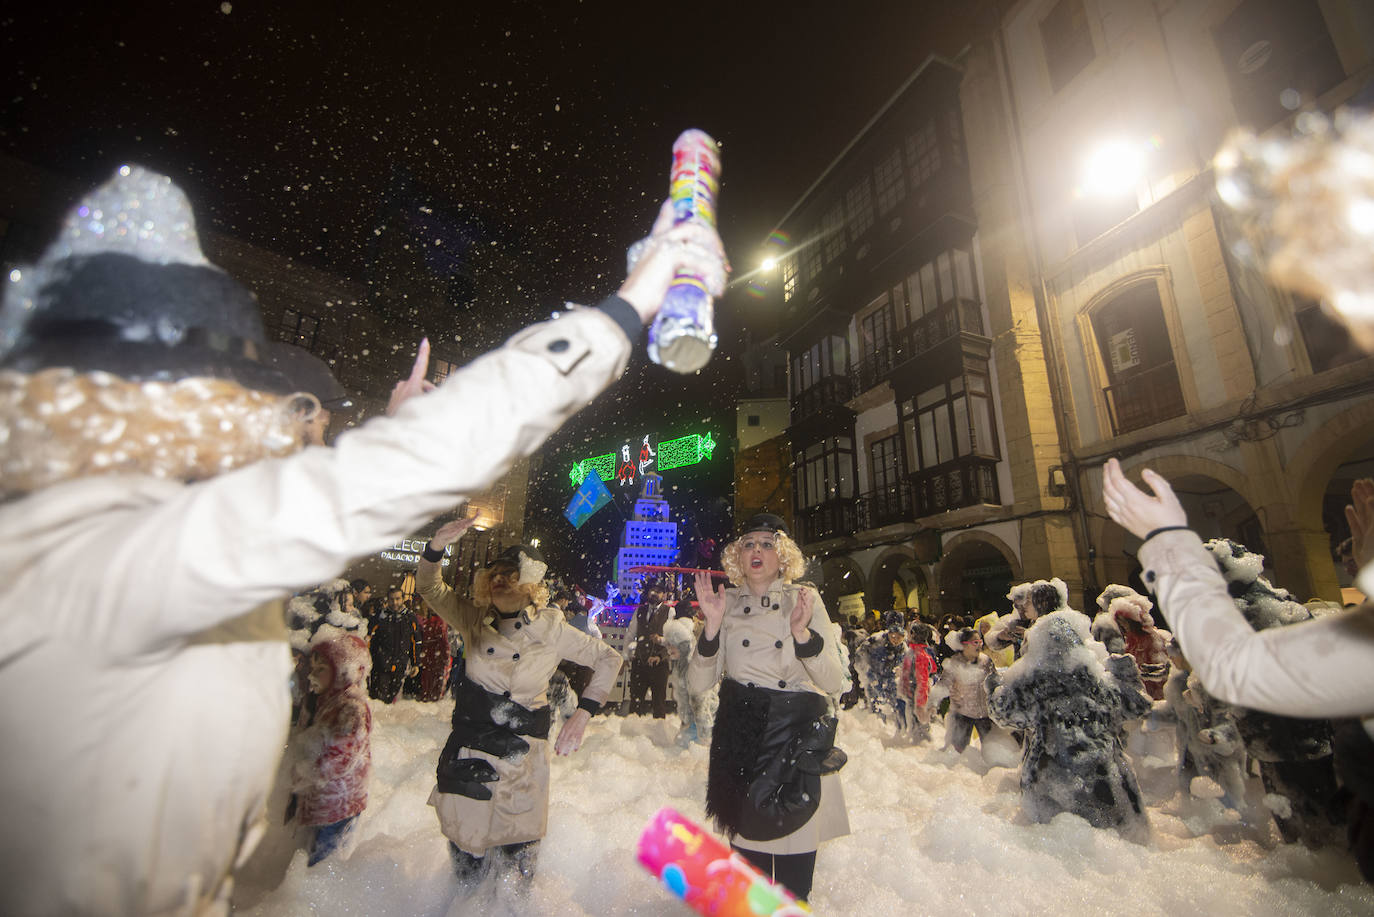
[0,165,291,393]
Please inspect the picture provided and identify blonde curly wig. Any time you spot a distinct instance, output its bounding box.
[720,529,808,585]
[450,567,551,651]
[0,368,313,497]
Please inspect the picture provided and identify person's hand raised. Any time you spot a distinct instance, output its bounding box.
[790,588,815,642]
[618,200,729,325]
[693,571,727,640]
[386,338,438,417]
[1347,478,1374,570]
[430,516,477,551]
[1102,458,1188,541]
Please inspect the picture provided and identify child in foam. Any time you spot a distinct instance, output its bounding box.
[289,633,373,866]
[897,622,937,744]
[1164,638,1248,810]
[941,626,997,754]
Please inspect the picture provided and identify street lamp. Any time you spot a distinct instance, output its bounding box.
[1079,138,1147,199]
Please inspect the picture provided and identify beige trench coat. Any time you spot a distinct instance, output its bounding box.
[0,304,632,917]
[688,578,851,855]
[417,559,622,854]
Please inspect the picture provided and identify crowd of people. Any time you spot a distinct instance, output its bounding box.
[3,155,1373,916]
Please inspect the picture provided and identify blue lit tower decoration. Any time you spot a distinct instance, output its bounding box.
[615,472,678,604]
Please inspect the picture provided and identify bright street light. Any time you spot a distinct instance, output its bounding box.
[761,257,777,272]
[1080,139,1146,198]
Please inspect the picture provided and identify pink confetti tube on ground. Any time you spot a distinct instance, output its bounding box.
[636,806,811,916]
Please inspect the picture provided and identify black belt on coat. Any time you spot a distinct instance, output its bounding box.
[706,678,845,842]
[436,672,552,796]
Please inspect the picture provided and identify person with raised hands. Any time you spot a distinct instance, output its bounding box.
[688,514,850,904]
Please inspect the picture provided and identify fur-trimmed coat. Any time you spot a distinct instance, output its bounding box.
[293,635,373,827]
[988,611,1153,835]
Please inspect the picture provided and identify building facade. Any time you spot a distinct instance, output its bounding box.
[762,57,1072,621]
[979,0,1374,604]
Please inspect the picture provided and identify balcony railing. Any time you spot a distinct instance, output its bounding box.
[791,374,854,425]
[1104,361,1186,436]
[911,456,1000,516]
[895,298,986,360]
[795,497,858,545]
[856,478,914,530]
[852,345,897,394]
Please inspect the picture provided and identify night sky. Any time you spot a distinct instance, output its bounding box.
[1,1,978,584]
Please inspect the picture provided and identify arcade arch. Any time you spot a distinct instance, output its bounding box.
[868,548,930,619]
[937,532,1020,618]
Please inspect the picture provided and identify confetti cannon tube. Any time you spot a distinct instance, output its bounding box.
[637,807,811,916]
[647,130,721,373]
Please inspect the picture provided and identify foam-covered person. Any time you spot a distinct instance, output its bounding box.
[987,610,1153,839]
[690,514,850,903]
[0,165,724,916]
[941,626,997,754]
[1164,638,1247,810]
[416,518,623,887]
[288,632,372,866]
[986,579,1070,660]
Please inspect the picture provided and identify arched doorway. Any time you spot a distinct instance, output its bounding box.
[1313,432,1374,604]
[869,549,930,620]
[937,536,1017,619]
[818,554,866,624]
[1167,473,1265,551]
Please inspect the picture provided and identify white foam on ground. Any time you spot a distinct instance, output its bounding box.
[233,700,1373,916]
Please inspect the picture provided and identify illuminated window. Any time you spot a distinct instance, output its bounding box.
[781,254,799,301]
[430,357,457,385]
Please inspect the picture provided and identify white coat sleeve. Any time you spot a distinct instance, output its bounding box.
[550,618,623,707]
[1140,530,1374,720]
[416,557,477,633]
[688,625,725,697]
[53,304,635,656]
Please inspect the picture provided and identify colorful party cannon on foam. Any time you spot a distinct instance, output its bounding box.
[646,129,722,374]
[637,807,811,916]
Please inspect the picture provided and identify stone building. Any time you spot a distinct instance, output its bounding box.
[976,0,1374,604]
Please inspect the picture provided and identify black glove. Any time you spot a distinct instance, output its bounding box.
[436,756,500,800]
